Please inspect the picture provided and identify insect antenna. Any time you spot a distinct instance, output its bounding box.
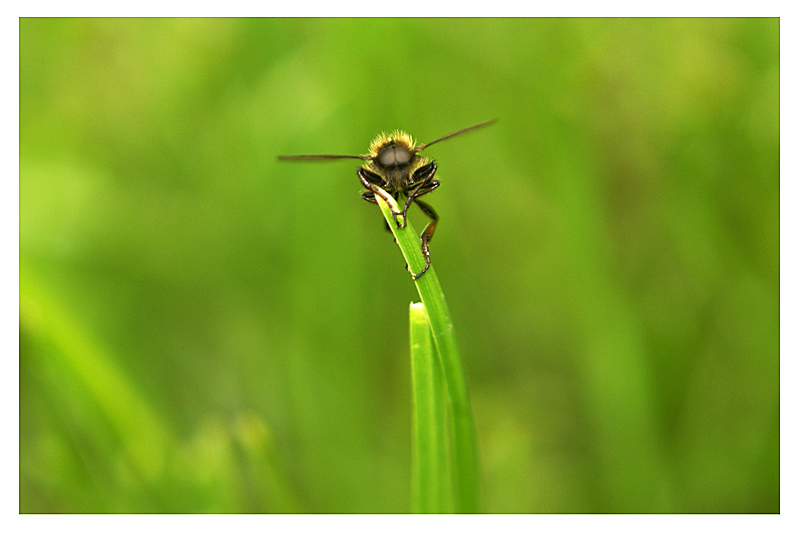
[414,118,497,152]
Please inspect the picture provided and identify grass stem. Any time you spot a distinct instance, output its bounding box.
[375,193,479,513]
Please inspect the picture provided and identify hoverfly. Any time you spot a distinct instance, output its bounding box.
[279,119,495,279]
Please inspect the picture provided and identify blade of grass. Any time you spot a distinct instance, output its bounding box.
[20,266,173,483]
[409,302,452,513]
[375,193,478,513]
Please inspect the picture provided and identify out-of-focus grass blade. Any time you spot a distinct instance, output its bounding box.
[376,194,478,513]
[409,302,452,513]
[20,266,173,483]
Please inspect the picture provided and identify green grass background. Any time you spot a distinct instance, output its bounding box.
[19,18,779,513]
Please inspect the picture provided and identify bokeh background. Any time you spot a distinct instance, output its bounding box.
[20,18,779,513]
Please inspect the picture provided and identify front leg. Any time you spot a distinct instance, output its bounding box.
[400,162,439,228]
[359,167,403,228]
[362,191,399,237]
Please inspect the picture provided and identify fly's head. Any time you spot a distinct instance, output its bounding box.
[364,130,430,193]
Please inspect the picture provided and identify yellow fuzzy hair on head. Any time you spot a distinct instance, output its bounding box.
[368,130,417,157]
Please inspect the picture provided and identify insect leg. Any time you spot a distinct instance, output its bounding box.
[407,162,438,190]
[410,198,439,280]
[364,190,398,235]
[359,167,403,227]
[409,180,440,201]
[400,162,438,228]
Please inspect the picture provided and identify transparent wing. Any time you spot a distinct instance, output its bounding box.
[415,118,497,152]
[277,154,370,162]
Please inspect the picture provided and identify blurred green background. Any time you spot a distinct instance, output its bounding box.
[19,18,779,513]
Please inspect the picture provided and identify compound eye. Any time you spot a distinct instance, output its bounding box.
[379,145,412,167]
[378,146,396,166]
[394,147,412,165]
